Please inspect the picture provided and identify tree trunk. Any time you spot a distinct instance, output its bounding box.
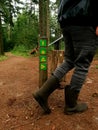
[0,15,4,55]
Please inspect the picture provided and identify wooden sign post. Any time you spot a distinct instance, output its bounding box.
[39,38,48,87]
[39,0,49,87]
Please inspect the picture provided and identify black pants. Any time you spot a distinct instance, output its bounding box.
[53,26,97,92]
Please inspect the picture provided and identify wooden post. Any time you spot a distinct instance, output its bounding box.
[39,0,49,87]
[50,50,66,82]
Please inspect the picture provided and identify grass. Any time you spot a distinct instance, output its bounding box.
[11,51,30,57]
[0,55,8,61]
[94,53,98,60]
[96,65,98,69]
[11,45,30,58]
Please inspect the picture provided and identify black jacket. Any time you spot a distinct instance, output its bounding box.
[58,0,98,28]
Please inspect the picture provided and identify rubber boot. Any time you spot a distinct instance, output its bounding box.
[64,85,88,115]
[33,75,59,114]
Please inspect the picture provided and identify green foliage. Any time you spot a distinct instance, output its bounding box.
[11,45,30,57]
[11,12,39,50]
[0,0,23,26]
[2,9,39,52]
[1,0,60,53]
[0,0,24,55]
[96,65,98,69]
[4,39,14,51]
[0,55,8,61]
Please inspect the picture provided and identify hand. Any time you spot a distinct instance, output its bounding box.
[96,26,98,36]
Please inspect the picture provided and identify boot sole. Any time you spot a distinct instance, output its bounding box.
[64,103,88,115]
[33,93,51,114]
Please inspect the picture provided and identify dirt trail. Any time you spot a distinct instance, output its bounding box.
[0,54,98,130]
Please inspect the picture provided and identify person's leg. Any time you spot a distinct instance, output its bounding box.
[33,75,59,114]
[53,28,75,80]
[64,26,97,114]
[70,47,96,91]
[64,48,96,114]
[70,26,97,92]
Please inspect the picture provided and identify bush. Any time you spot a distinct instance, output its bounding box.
[11,45,30,57]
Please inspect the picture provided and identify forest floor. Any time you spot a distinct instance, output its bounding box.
[0,52,98,130]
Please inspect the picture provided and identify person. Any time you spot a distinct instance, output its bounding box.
[33,0,98,115]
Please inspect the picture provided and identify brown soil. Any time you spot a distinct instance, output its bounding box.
[0,53,98,130]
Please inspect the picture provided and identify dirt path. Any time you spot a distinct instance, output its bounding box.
[0,54,98,130]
